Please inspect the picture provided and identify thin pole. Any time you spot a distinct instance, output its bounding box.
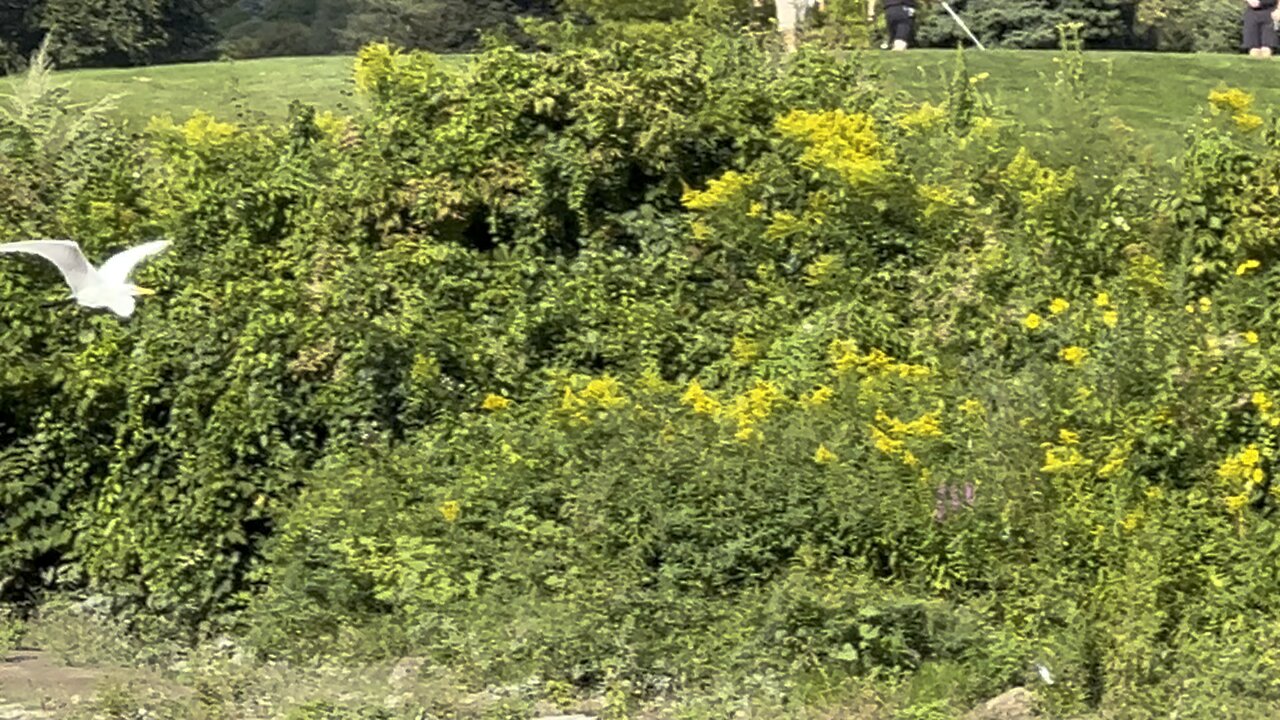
[941,1,986,50]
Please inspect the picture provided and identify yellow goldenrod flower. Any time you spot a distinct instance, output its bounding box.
[438,500,461,523]
[1252,391,1273,414]
[1061,346,1087,365]
[681,379,721,416]
[1041,445,1088,473]
[1241,444,1261,466]
[1209,87,1255,114]
[775,109,891,187]
[583,376,627,408]
[1049,298,1070,315]
[814,444,837,464]
[1120,511,1142,532]
[1234,113,1264,133]
[682,170,757,211]
[1023,312,1043,331]
[1094,292,1110,308]
[871,426,904,455]
[1102,310,1118,328]
[561,386,582,411]
[481,393,511,411]
[801,385,835,407]
[1237,259,1262,276]
[1225,493,1250,513]
[1098,456,1126,477]
[1245,331,1260,345]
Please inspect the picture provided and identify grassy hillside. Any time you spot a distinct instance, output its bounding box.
[879,49,1280,154]
[32,48,1280,155]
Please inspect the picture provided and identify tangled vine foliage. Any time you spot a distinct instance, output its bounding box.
[6,21,1280,715]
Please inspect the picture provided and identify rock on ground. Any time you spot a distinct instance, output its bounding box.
[962,687,1042,720]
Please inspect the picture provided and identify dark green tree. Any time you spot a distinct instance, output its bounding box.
[340,0,556,52]
[0,0,42,69]
[917,0,1140,48]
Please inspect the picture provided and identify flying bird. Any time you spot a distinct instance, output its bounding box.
[0,238,170,318]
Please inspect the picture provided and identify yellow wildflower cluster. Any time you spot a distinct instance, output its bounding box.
[1004,148,1077,215]
[148,111,237,147]
[725,380,784,441]
[1102,310,1119,328]
[1234,113,1264,133]
[681,379,721,415]
[1253,390,1280,427]
[560,376,628,423]
[1041,444,1089,474]
[775,109,892,187]
[896,101,947,133]
[1098,441,1132,477]
[1049,298,1070,315]
[1060,346,1087,365]
[581,376,627,409]
[1094,292,1110,308]
[1023,312,1043,331]
[315,110,350,142]
[682,170,758,212]
[875,408,943,438]
[1209,87,1254,115]
[1207,88,1263,133]
[1217,443,1265,516]
[800,385,835,408]
[481,393,512,411]
[438,500,461,524]
[1238,259,1262,276]
[764,211,803,241]
[917,184,966,219]
[870,408,942,467]
[830,341,930,379]
[814,443,838,465]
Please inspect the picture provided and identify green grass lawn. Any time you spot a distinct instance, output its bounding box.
[24,48,1280,155]
[51,56,362,128]
[876,49,1280,154]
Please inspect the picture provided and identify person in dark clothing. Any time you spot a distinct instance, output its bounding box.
[882,0,917,51]
[1243,0,1280,58]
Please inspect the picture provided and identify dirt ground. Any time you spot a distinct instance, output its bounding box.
[0,648,179,719]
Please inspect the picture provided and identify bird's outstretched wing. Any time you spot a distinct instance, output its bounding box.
[98,239,172,286]
[0,239,98,293]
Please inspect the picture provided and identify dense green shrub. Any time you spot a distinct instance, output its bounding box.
[7,22,1280,715]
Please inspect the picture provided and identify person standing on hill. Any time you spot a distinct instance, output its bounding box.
[882,0,918,51]
[1243,0,1280,58]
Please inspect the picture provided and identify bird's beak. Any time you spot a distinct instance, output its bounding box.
[134,286,157,296]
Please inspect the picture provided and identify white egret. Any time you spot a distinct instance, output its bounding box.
[0,238,170,318]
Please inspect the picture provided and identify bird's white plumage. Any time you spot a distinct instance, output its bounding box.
[98,239,172,286]
[0,240,98,293]
[0,238,170,318]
